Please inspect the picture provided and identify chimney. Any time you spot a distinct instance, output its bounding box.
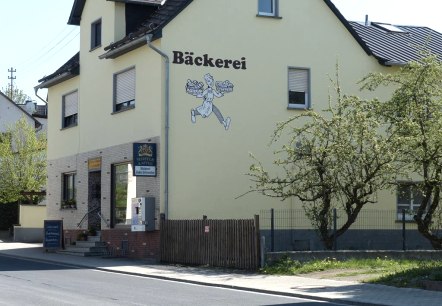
[365,15,369,26]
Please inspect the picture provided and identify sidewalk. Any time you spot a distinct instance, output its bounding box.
[1,242,442,306]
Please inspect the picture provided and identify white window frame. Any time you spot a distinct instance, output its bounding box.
[288,67,310,109]
[113,67,136,113]
[62,90,78,128]
[258,0,278,17]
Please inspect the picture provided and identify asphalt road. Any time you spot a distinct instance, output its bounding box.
[0,255,346,306]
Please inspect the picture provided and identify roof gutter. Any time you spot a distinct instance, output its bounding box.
[99,36,147,59]
[145,34,170,219]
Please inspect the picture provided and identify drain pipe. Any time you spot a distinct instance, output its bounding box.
[146,34,170,219]
[34,87,48,105]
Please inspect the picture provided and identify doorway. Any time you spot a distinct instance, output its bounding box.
[88,171,101,231]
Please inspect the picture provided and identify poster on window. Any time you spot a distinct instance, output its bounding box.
[133,143,157,177]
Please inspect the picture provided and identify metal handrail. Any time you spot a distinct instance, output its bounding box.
[98,212,110,228]
[77,206,100,228]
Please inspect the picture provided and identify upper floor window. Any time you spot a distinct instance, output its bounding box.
[62,90,78,128]
[114,67,136,112]
[288,67,310,109]
[258,0,279,17]
[91,19,102,50]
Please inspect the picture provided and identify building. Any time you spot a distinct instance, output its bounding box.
[35,0,442,257]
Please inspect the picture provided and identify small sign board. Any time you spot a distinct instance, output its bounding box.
[44,220,63,251]
[133,143,157,177]
[88,157,102,172]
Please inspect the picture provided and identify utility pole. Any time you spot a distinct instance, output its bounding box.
[8,67,16,99]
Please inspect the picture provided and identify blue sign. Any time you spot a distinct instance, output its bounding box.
[133,143,157,177]
[44,220,63,249]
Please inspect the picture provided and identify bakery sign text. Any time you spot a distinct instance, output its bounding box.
[172,51,247,70]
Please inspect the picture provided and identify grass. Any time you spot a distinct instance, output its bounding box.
[261,256,442,289]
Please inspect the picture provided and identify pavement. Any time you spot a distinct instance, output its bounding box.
[1,242,442,306]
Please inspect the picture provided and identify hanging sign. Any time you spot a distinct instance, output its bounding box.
[133,143,157,177]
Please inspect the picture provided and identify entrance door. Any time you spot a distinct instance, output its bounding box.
[88,171,101,231]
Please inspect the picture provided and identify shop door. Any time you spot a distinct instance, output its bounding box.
[88,171,101,231]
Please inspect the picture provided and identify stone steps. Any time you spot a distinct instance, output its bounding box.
[57,234,108,257]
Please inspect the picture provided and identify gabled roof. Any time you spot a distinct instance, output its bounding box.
[348,22,442,65]
[0,92,42,129]
[323,0,442,66]
[36,53,80,89]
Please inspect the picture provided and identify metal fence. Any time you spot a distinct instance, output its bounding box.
[260,208,441,251]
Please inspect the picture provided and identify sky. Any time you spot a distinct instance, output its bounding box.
[0,0,441,104]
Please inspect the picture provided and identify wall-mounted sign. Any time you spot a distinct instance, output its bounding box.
[88,157,102,172]
[173,51,247,70]
[44,220,63,250]
[133,143,157,177]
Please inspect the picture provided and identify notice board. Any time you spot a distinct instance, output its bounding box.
[43,220,63,250]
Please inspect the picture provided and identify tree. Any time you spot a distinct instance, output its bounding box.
[248,73,397,249]
[0,116,46,204]
[1,87,31,105]
[362,52,442,249]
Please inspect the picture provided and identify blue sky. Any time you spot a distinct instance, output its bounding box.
[0,0,440,104]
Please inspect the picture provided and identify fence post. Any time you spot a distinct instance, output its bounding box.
[402,209,406,251]
[333,208,337,251]
[260,236,266,268]
[254,215,261,269]
[270,208,275,252]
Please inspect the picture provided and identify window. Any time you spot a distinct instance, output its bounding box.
[91,19,102,50]
[288,68,310,109]
[62,90,78,128]
[62,173,76,209]
[258,0,278,17]
[397,183,423,220]
[111,163,136,226]
[114,67,136,112]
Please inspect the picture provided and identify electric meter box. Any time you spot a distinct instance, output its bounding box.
[131,197,155,232]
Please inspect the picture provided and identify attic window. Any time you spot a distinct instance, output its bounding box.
[372,22,407,33]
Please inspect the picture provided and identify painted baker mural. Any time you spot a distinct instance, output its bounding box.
[186,73,234,130]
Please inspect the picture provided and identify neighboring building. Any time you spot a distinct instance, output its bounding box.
[35,0,442,257]
[0,92,43,133]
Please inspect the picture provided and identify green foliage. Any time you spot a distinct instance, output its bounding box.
[248,68,397,249]
[362,51,442,249]
[0,116,47,203]
[1,87,31,104]
[262,256,442,289]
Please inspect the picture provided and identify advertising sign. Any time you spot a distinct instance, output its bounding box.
[43,220,63,250]
[133,143,157,177]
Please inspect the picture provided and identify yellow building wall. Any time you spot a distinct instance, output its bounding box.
[47,0,163,161]
[159,0,397,219]
[19,205,46,228]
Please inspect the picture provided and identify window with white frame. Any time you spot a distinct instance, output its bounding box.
[258,0,278,17]
[62,90,78,128]
[288,68,310,109]
[114,67,136,112]
[397,183,423,220]
[91,19,102,50]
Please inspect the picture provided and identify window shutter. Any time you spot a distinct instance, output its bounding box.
[64,91,78,117]
[116,68,135,105]
[289,69,308,93]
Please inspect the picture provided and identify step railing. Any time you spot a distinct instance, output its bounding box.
[77,206,110,229]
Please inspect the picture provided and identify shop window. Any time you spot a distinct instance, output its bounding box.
[113,67,136,112]
[62,90,78,128]
[397,183,424,220]
[62,172,76,209]
[288,67,310,109]
[91,19,102,50]
[111,163,136,226]
[258,0,279,17]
